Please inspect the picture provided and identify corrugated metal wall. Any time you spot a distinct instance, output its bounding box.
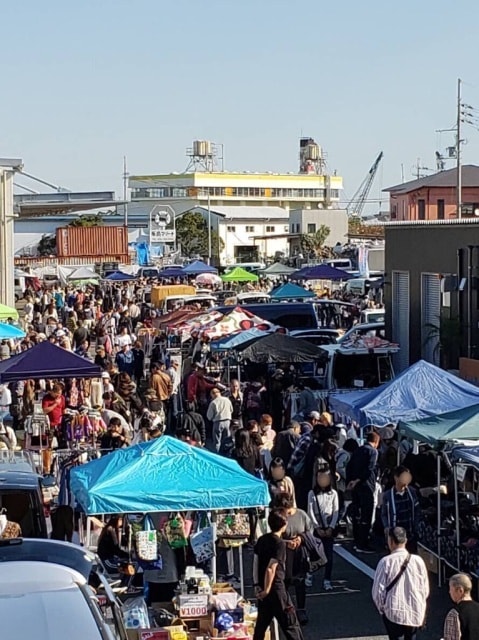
[56,226,128,258]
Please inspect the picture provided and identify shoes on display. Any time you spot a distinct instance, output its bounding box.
[323,579,333,591]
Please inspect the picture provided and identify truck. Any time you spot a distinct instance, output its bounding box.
[151,285,196,311]
[315,341,398,394]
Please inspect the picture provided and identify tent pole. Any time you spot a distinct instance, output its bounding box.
[211,517,217,584]
[239,543,244,597]
[86,516,92,550]
[437,455,442,587]
[454,464,461,571]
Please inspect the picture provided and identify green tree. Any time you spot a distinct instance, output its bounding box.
[300,224,331,258]
[176,211,224,259]
[424,315,463,369]
[68,213,104,227]
[37,234,57,256]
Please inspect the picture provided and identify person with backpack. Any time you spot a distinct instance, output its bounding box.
[307,470,339,592]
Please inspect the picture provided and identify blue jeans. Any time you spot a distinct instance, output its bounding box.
[213,419,231,453]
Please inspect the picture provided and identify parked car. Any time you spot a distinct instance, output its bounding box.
[290,329,341,346]
[0,453,48,538]
[338,322,386,344]
[0,560,126,639]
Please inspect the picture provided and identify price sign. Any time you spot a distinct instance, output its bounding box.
[179,604,209,618]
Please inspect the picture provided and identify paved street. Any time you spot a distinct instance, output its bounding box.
[241,539,451,640]
[299,543,450,640]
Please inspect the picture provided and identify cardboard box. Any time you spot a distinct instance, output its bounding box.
[140,632,170,640]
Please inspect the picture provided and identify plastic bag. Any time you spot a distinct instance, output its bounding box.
[123,596,149,629]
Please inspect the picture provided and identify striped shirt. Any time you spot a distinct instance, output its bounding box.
[443,609,461,640]
[372,548,429,628]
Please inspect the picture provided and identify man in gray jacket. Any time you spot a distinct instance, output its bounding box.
[207,387,233,453]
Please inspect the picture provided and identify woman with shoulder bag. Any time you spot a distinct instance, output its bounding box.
[307,469,339,592]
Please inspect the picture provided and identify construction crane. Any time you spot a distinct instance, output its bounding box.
[346,151,383,218]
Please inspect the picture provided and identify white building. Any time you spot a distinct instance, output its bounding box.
[190,206,290,265]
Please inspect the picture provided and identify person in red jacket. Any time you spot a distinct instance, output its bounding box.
[42,384,66,431]
[186,363,216,414]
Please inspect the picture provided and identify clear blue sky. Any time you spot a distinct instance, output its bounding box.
[2,0,479,211]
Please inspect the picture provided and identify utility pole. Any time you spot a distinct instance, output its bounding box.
[207,192,212,264]
[456,79,462,218]
[123,156,129,227]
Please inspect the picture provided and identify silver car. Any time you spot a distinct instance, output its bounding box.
[0,560,121,639]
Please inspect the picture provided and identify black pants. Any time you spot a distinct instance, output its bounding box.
[382,615,417,640]
[285,578,306,610]
[318,535,334,580]
[352,485,375,548]
[253,590,303,640]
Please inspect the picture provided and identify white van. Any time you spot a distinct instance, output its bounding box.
[316,342,398,393]
[324,258,353,271]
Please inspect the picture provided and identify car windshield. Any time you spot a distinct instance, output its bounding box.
[0,586,103,639]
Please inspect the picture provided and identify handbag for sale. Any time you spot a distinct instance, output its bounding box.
[135,516,158,561]
[190,513,216,563]
[216,512,250,539]
[163,513,189,549]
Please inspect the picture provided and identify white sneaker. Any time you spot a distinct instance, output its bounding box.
[304,572,313,587]
[323,579,333,591]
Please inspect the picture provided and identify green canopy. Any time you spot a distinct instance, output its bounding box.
[221,267,258,283]
[0,304,19,321]
[398,404,479,445]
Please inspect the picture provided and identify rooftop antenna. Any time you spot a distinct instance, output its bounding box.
[411,158,433,179]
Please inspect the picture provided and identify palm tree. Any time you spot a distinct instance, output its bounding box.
[300,224,331,258]
[424,316,463,369]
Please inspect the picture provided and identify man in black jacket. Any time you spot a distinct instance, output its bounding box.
[346,431,380,553]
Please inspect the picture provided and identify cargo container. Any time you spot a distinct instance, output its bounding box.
[56,226,128,259]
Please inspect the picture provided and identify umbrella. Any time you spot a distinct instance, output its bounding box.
[103,271,136,281]
[182,260,218,275]
[221,267,258,283]
[0,324,26,340]
[195,273,222,286]
[0,304,19,321]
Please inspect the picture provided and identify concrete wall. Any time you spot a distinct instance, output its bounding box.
[385,221,479,366]
[289,209,349,253]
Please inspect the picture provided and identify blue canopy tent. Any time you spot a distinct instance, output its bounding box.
[292,264,353,281]
[70,435,270,515]
[0,341,101,382]
[270,282,315,300]
[103,271,137,281]
[182,260,218,275]
[159,267,186,279]
[330,360,479,427]
[0,324,25,340]
[398,405,479,445]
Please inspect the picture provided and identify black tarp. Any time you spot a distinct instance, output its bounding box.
[237,333,321,363]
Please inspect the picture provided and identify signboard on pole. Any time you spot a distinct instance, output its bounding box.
[149,205,176,244]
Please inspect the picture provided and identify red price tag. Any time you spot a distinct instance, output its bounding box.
[179,605,208,618]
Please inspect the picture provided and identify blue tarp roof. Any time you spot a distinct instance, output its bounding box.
[399,405,479,445]
[329,360,479,427]
[449,444,479,467]
[292,264,353,281]
[182,261,218,275]
[270,282,315,300]
[70,436,270,515]
[104,271,136,281]
[211,327,272,351]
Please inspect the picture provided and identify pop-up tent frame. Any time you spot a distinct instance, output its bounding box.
[71,436,270,592]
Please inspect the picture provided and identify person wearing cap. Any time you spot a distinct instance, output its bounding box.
[443,572,479,640]
[207,387,233,453]
[381,466,420,554]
